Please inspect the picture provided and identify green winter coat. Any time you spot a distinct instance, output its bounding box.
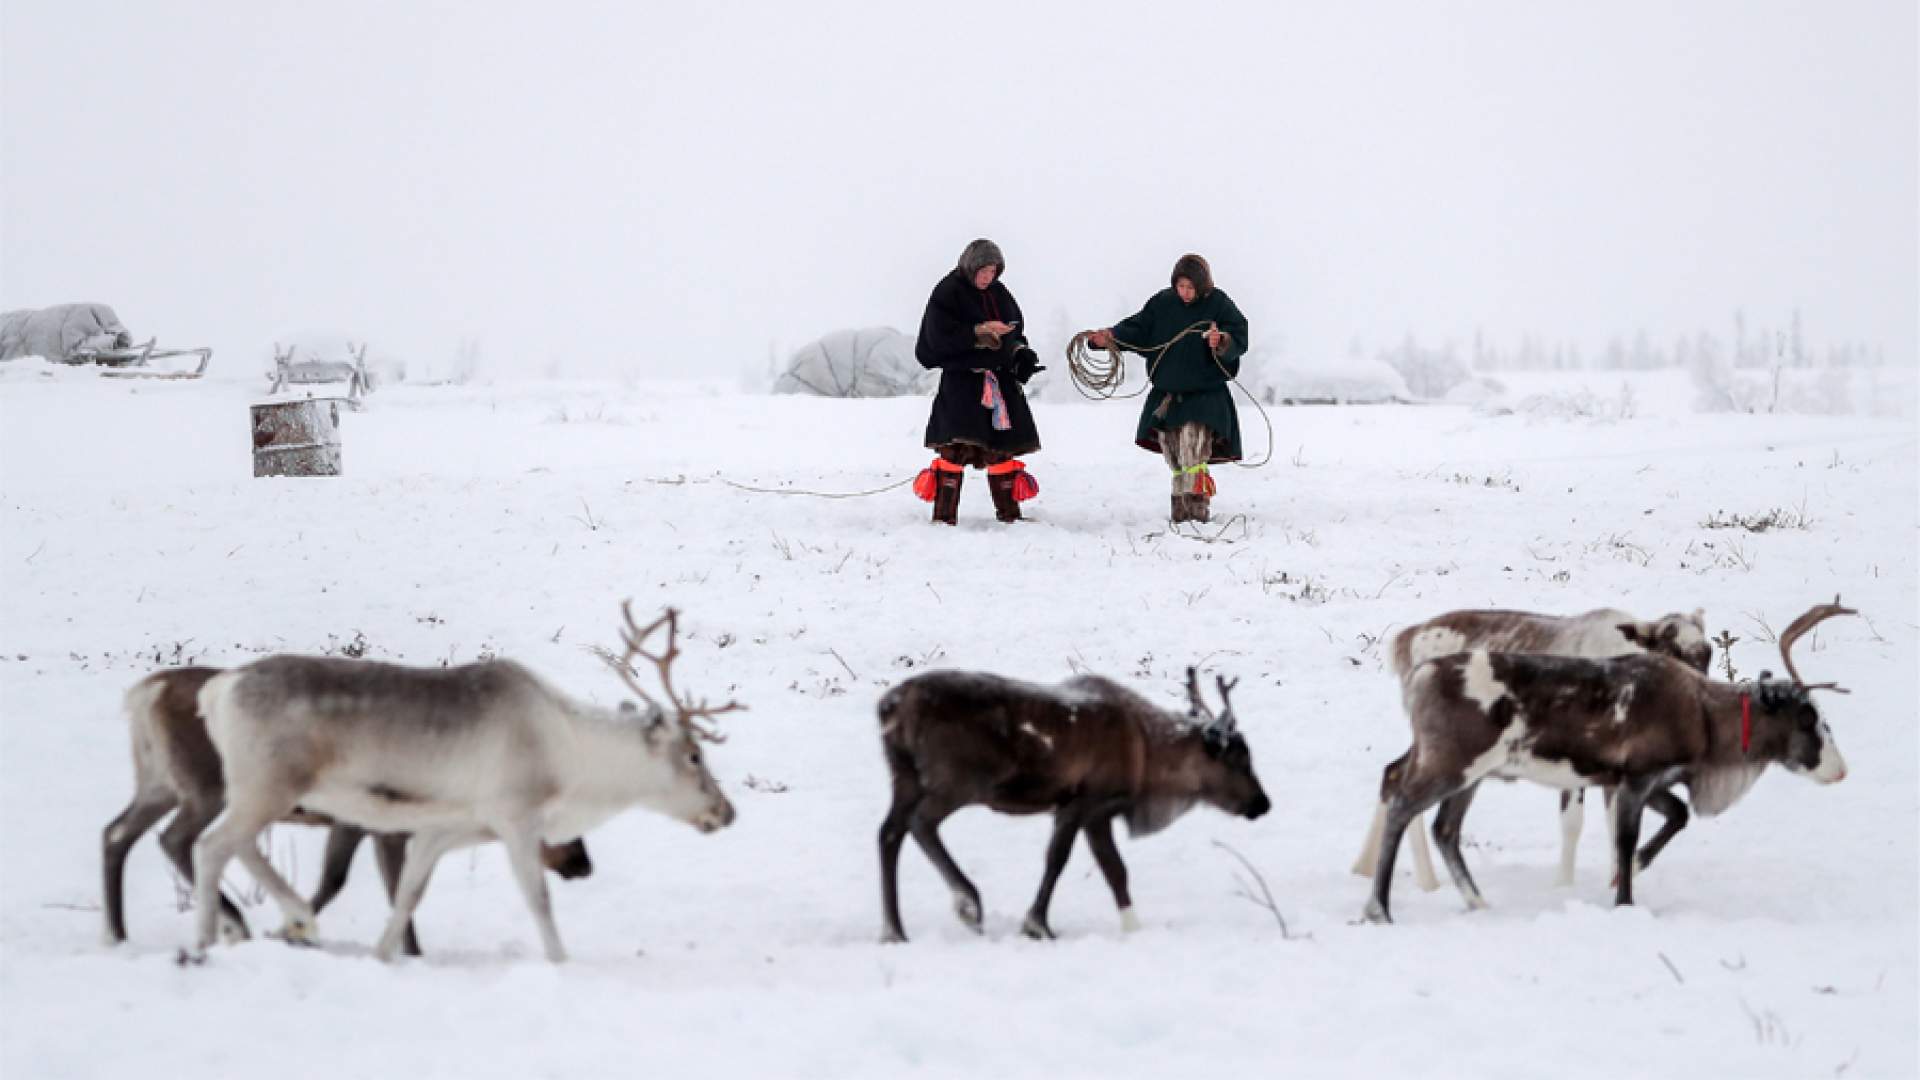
[1112,287,1249,461]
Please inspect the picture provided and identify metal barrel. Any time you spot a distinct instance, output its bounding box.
[251,398,342,477]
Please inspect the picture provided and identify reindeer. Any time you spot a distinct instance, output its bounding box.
[877,667,1270,943]
[1363,599,1853,924]
[1355,607,1713,891]
[102,665,593,954]
[187,603,738,962]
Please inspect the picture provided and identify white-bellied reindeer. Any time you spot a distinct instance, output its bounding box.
[1363,599,1853,924]
[877,667,1270,943]
[1354,607,1713,892]
[188,603,738,962]
[102,666,593,955]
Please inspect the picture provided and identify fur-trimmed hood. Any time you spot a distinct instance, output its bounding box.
[958,238,1005,280]
[1171,253,1213,298]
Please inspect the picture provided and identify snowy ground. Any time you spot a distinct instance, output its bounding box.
[2,365,1915,1079]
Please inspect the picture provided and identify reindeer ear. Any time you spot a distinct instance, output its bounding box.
[1690,608,1706,629]
[1616,623,1646,648]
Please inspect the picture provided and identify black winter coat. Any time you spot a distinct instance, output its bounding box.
[1112,287,1249,461]
[915,269,1042,456]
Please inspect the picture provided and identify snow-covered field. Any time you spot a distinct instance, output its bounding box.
[2,367,1914,1079]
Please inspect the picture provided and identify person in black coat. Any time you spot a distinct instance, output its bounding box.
[913,238,1043,524]
[1087,253,1249,524]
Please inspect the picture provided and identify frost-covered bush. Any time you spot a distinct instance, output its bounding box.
[1378,339,1470,399]
[1688,349,1880,416]
[774,327,932,398]
[1512,382,1638,421]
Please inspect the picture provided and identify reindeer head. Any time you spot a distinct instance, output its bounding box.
[1182,667,1270,820]
[1753,597,1854,784]
[600,602,740,833]
[1617,609,1712,672]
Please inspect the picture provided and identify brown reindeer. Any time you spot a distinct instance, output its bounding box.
[1357,606,1713,891]
[1364,599,1853,924]
[102,666,593,954]
[877,667,1270,943]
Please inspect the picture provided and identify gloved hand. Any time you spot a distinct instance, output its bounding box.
[1012,347,1045,384]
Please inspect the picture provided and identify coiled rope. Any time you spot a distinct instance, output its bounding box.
[1065,323,1275,468]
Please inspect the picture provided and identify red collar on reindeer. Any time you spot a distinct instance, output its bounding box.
[1740,693,1752,754]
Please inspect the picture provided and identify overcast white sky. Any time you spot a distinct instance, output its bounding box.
[3,1,1914,375]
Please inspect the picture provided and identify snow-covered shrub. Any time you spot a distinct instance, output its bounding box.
[774,327,932,398]
[1689,349,1882,416]
[1442,376,1508,408]
[1379,338,1470,399]
[1513,382,1637,421]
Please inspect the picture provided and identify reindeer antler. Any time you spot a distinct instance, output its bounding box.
[1184,666,1212,718]
[614,600,743,741]
[1777,595,1856,694]
[1213,676,1241,733]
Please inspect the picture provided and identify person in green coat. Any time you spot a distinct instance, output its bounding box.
[1087,253,1249,523]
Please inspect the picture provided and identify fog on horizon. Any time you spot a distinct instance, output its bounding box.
[3,1,1914,380]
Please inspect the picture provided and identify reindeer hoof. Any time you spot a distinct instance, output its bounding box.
[952,895,982,930]
[1363,900,1392,925]
[174,947,207,967]
[1465,896,1490,912]
[271,918,318,947]
[1020,916,1055,941]
[218,915,251,945]
[879,929,907,945]
[1119,908,1143,934]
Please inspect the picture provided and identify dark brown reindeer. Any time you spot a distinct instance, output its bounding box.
[1357,606,1714,891]
[1364,599,1854,924]
[102,666,592,955]
[877,667,1270,943]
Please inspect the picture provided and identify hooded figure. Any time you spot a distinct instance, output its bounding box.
[1087,254,1248,523]
[912,239,1044,525]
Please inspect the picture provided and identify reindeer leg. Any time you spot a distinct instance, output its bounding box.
[1360,754,1438,890]
[102,792,176,945]
[495,819,567,963]
[908,799,982,934]
[191,794,298,957]
[1556,789,1585,887]
[1082,813,1138,932]
[375,830,459,962]
[372,833,423,958]
[1352,798,1388,878]
[308,825,366,918]
[1367,777,1455,924]
[877,783,921,944]
[1603,786,1621,884]
[1407,810,1441,892]
[1610,780,1652,907]
[1022,803,1089,940]
[160,797,249,944]
[233,833,318,946]
[1431,782,1487,911]
[1634,787,1690,875]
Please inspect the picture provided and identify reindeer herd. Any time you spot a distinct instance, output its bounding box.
[101,595,1857,963]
